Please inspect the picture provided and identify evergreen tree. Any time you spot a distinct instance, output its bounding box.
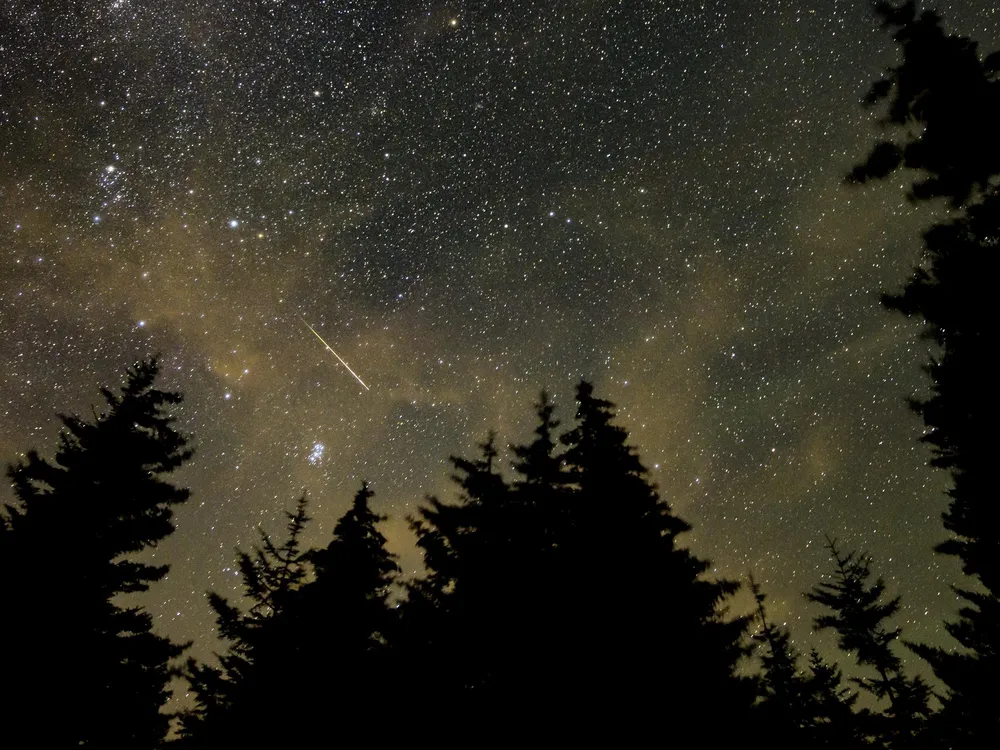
[750,575,811,746]
[403,432,520,724]
[807,538,931,747]
[507,390,578,681]
[405,383,754,740]
[403,396,574,732]
[556,380,753,732]
[305,482,397,628]
[749,575,862,748]
[294,482,399,720]
[850,4,999,743]
[802,650,865,747]
[510,390,564,489]
[0,358,192,748]
[508,391,571,564]
[182,486,398,744]
[852,0,999,598]
[180,496,311,745]
[849,2,1000,206]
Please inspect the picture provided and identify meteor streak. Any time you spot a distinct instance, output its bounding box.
[300,317,370,391]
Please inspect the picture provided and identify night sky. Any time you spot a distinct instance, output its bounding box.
[2,1,997,680]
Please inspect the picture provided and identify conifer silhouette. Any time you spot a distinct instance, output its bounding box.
[803,650,865,747]
[749,576,862,748]
[405,383,754,740]
[807,538,930,747]
[0,358,192,748]
[510,390,564,489]
[402,432,517,728]
[556,381,753,733]
[180,496,310,744]
[294,482,398,722]
[850,4,999,743]
[181,486,397,744]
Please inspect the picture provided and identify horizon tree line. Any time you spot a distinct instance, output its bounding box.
[0,357,984,748]
[1,2,995,747]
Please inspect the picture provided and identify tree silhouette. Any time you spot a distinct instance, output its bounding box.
[180,496,311,745]
[402,432,520,730]
[557,381,754,733]
[850,4,999,744]
[405,382,754,740]
[750,575,812,747]
[849,2,1000,206]
[749,575,862,749]
[807,538,931,747]
[803,650,866,748]
[0,358,192,748]
[510,390,564,489]
[294,482,399,723]
[853,0,999,597]
[181,485,398,744]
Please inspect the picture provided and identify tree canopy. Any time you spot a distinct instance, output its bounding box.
[0,358,192,748]
[850,3,999,744]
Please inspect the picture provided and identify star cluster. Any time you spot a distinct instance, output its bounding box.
[2,1,997,673]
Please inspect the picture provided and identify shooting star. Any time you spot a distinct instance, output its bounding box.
[300,317,370,391]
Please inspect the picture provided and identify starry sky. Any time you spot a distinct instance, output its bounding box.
[2,1,997,678]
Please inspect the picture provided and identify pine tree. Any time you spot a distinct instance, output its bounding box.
[510,390,564,489]
[807,538,931,747]
[403,432,518,721]
[406,396,571,731]
[850,4,999,743]
[182,486,399,744]
[750,575,810,745]
[802,650,865,748]
[405,383,755,739]
[180,496,310,745]
[557,381,753,730]
[849,2,1000,206]
[507,390,577,673]
[293,482,399,721]
[749,576,862,748]
[305,482,397,627]
[852,0,999,600]
[0,358,192,748]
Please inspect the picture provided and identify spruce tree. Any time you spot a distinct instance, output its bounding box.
[506,390,577,699]
[180,496,310,745]
[750,575,810,746]
[406,383,754,739]
[852,0,999,596]
[403,432,518,722]
[807,538,931,747]
[749,576,862,748]
[556,381,753,733]
[182,485,398,744]
[510,390,564,489]
[293,482,399,721]
[404,396,583,735]
[802,650,865,747]
[0,358,192,748]
[850,4,999,743]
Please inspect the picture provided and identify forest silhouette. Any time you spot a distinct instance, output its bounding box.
[1,2,997,747]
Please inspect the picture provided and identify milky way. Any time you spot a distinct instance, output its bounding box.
[2,1,997,679]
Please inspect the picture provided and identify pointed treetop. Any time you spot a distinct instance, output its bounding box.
[311,481,399,587]
[510,390,563,488]
[806,537,903,668]
[449,431,507,507]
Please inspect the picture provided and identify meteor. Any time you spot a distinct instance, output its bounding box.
[300,317,370,391]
